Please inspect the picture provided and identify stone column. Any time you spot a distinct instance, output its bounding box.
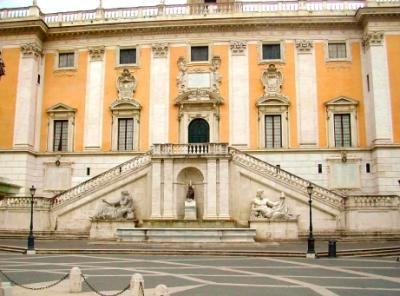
[229,41,249,147]
[295,40,318,147]
[363,31,393,144]
[162,158,175,218]
[149,44,169,145]
[218,158,230,219]
[205,158,217,219]
[83,46,105,151]
[13,42,42,149]
[150,159,162,219]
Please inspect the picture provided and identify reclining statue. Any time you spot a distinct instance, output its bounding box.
[250,190,291,220]
[92,191,135,220]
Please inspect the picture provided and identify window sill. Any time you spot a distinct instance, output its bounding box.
[54,67,77,72]
[115,64,139,69]
[259,60,285,65]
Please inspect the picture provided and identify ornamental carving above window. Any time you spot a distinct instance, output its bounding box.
[117,69,137,100]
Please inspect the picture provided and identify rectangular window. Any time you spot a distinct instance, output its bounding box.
[265,115,282,148]
[328,42,347,59]
[119,48,137,65]
[191,46,209,62]
[118,118,134,151]
[334,114,351,147]
[58,52,74,68]
[53,120,68,151]
[262,44,281,60]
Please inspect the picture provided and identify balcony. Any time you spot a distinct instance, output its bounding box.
[2,1,393,27]
[152,143,229,156]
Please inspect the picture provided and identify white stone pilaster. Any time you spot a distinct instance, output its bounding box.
[150,160,162,219]
[295,40,318,147]
[205,159,217,219]
[218,158,230,219]
[229,41,249,147]
[363,32,393,144]
[83,47,105,150]
[162,159,175,218]
[149,44,169,145]
[13,43,42,149]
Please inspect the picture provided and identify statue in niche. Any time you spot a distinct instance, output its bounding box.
[261,64,283,95]
[92,191,135,220]
[250,190,291,220]
[186,180,195,201]
[210,55,221,93]
[176,56,188,94]
[117,68,137,100]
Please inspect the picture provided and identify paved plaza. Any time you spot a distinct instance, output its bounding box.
[0,252,399,296]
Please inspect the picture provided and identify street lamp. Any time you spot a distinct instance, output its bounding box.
[27,185,36,255]
[306,183,315,258]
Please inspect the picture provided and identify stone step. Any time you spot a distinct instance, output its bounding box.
[140,219,240,228]
[117,228,256,242]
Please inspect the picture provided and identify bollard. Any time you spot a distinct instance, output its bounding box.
[131,273,144,296]
[69,267,82,293]
[153,284,169,296]
[0,281,12,296]
[328,240,337,258]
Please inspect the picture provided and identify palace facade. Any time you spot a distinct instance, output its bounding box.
[0,0,399,240]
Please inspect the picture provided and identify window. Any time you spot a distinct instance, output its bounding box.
[119,48,137,65]
[262,44,281,60]
[334,114,351,147]
[53,120,68,151]
[265,115,282,148]
[118,118,134,151]
[58,52,74,68]
[328,42,347,59]
[191,45,209,62]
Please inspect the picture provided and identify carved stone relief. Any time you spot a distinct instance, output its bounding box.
[152,43,168,58]
[89,46,105,61]
[295,40,313,54]
[20,42,42,58]
[117,69,137,100]
[261,64,283,96]
[230,41,247,55]
[362,31,384,49]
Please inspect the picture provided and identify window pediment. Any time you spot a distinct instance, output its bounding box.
[110,99,141,112]
[175,89,223,106]
[256,94,289,108]
[325,96,359,108]
[47,103,76,115]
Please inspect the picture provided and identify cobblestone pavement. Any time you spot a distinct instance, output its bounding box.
[0,252,399,295]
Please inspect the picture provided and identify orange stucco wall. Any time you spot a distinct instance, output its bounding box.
[386,35,400,144]
[315,42,366,148]
[102,48,151,151]
[40,51,88,152]
[0,48,19,149]
[248,43,297,149]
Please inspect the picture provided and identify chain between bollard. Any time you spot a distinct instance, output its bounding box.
[81,273,130,296]
[0,270,69,290]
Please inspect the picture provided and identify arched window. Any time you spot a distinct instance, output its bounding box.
[188,118,210,143]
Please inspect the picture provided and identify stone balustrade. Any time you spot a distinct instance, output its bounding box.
[346,195,400,209]
[2,1,390,26]
[229,147,345,209]
[0,196,52,210]
[152,143,229,156]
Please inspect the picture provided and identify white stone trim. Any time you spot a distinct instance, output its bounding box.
[325,39,352,62]
[257,103,289,149]
[259,40,285,64]
[325,96,359,148]
[54,49,78,71]
[115,45,140,68]
[46,103,76,152]
[188,42,212,64]
[179,111,219,144]
[111,107,140,152]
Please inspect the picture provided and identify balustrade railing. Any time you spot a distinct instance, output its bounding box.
[229,147,345,209]
[52,153,151,208]
[152,143,229,155]
[0,196,52,210]
[346,195,400,208]
[0,1,372,25]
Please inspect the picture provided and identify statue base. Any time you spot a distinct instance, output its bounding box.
[89,219,136,240]
[249,216,298,241]
[184,200,197,220]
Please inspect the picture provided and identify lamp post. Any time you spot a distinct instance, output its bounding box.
[27,185,36,255]
[306,183,315,258]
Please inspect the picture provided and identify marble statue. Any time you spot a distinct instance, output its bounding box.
[250,190,291,220]
[93,191,135,220]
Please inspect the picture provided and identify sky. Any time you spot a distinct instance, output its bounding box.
[0,0,188,13]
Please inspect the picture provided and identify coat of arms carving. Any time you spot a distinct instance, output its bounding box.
[117,69,137,100]
[261,64,283,95]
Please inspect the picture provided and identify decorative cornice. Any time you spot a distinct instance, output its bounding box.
[362,31,384,49]
[230,41,247,56]
[20,42,42,58]
[89,46,105,61]
[152,43,168,58]
[295,40,313,53]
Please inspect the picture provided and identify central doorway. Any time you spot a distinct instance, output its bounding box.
[188,118,210,143]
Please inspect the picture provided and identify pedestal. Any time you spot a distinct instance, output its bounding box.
[184,200,197,220]
[89,219,136,240]
[249,217,298,241]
